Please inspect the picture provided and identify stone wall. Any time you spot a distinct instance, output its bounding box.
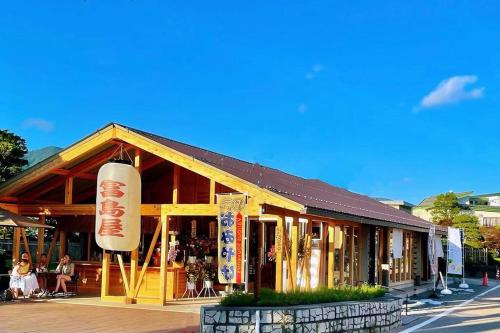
[200,297,403,333]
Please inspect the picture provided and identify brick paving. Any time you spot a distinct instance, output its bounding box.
[0,299,201,333]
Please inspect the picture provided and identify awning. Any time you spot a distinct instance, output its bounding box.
[0,209,54,228]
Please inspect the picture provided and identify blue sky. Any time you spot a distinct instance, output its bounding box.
[1,1,499,204]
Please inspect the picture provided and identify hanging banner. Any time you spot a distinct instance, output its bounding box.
[428,226,437,275]
[95,162,141,251]
[447,227,463,275]
[392,229,403,259]
[435,236,444,258]
[217,193,247,284]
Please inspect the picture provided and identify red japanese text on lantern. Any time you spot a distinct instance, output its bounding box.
[98,180,126,237]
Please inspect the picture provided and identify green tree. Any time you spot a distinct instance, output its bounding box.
[0,129,28,182]
[430,192,462,226]
[452,214,482,248]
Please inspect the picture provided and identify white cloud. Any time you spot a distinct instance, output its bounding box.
[298,103,308,113]
[305,64,325,80]
[22,118,55,132]
[418,75,484,109]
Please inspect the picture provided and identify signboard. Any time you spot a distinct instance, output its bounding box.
[392,229,403,259]
[447,227,463,275]
[95,162,141,251]
[217,193,247,284]
[428,225,437,275]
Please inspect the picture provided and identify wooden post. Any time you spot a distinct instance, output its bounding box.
[357,226,363,284]
[305,219,312,290]
[130,149,141,299]
[21,228,32,266]
[46,228,60,265]
[290,217,299,291]
[349,226,355,286]
[59,229,66,259]
[159,206,169,305]
[101,251,110,298]
[339,227,345,285]
[37,215,46,263]
[65,176,74,205]
[275,216,284,292]
[12,228,21,266]
[173,165,180,204]
[209,179,215,205]
[328,224,335,288]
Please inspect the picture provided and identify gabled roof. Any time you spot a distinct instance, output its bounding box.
[0,123,438,232]
[124,125,436,231]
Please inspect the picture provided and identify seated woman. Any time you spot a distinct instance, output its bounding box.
[49,254,75,297]
[36,253,49,294]
[9,259,29,299]
[19,251,40,296]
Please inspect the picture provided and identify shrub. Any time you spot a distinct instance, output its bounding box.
[220,284,386,307]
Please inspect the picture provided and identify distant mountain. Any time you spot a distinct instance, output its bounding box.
[24,146,63,168]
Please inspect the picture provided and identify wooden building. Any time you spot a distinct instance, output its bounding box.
[0,123,444,305]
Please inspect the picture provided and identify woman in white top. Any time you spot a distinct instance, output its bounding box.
[10,252,40,297]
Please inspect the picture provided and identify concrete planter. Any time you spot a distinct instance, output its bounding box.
[200,296,403,333]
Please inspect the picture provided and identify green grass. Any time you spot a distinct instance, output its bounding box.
[220,285,386,307]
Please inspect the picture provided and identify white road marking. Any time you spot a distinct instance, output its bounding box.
[399,283,500,333]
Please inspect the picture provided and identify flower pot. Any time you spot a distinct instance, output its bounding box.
[204,280,213,289]
[188,256,197,264]
[187,281,197,290]
[205,256,214,264]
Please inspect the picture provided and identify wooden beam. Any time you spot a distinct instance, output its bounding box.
[114,126,304,212]
[22,145,120,201]
[172,164,180,204]
[21,228,32,266]
[357,226,363,284]
[134,220,162,298]
[12,228,20,266]
[328,224,335,288]
[117,254,131,297]
[37,215,46,263]
[339,227,345,285]
[130,148,141,299]
[59,230,66,259]
[101,251,110,298]
[349,226,355,286]
[51,169,96,181]
[159,207,169,304]
[291,217,299,291]
[65,177,74,205]
[305,219,312,290]
[275,216,284,292]
[46,228,59,265]
[0,126,115,196]
[209,179,215,205]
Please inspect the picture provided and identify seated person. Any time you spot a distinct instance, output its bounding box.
[9,259,29,299]
[36,253,49,293]
[19,251,40,296]
[49,254,75,297]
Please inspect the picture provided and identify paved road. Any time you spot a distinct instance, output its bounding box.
[400,283,500,333]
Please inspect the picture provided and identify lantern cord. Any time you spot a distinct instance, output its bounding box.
[110,143,133,162]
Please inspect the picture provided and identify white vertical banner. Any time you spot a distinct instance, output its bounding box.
[428,226,437,275]
[447,227,463,275]
[435,236,444,258]
[392,229,403,259]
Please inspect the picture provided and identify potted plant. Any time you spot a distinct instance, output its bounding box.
[185,261,201,290]
[201,262,217,289]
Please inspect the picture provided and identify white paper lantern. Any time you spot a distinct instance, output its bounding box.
[95,162,141,251]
